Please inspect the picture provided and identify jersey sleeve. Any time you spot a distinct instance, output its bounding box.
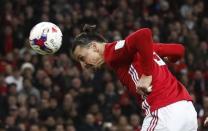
[153,43,185,62]
[124,28,153,75]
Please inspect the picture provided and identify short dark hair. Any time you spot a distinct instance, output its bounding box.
[71,24,107,54]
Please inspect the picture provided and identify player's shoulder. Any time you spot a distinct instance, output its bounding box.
[104,40,126,59]
[106,40,126,51]
[104,40,127,67]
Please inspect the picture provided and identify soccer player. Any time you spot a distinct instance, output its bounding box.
[71,25,198,131]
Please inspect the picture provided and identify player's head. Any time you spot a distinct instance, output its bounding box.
[71,24,106,70]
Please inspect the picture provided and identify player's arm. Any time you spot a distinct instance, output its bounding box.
[153,43,185,63]
[125,28,153,75]
[124,28,153,94]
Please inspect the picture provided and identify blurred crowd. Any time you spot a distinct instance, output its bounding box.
[0,0,208,131]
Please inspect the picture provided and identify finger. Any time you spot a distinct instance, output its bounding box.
[140,86,152,94]
[141,89,151,95]
[137,82,152,91]
[137,89,147,96]
[146,85,152,92]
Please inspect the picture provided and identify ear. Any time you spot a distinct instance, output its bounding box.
[90,42,99,52]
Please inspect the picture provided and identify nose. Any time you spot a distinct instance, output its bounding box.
[80,61,86,69]
[80,61,92,69]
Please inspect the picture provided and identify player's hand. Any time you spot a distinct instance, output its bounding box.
[204,117,208,127]
[136,74,152,95]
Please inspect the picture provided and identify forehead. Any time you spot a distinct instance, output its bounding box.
[73,46,87,57]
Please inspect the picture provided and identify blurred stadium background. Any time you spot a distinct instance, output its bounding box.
[0,0,208,131]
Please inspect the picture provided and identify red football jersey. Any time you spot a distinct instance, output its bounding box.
[103,28,192,114]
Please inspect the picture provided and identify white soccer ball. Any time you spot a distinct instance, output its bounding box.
[29,22,63,55]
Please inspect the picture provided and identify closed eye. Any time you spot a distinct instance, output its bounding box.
[78,56,85,62]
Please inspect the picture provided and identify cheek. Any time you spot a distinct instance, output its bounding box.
[87,52,99,63]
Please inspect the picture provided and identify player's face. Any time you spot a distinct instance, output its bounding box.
[73,44,103,70]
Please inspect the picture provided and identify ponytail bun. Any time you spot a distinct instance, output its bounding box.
[83,24,96,33]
